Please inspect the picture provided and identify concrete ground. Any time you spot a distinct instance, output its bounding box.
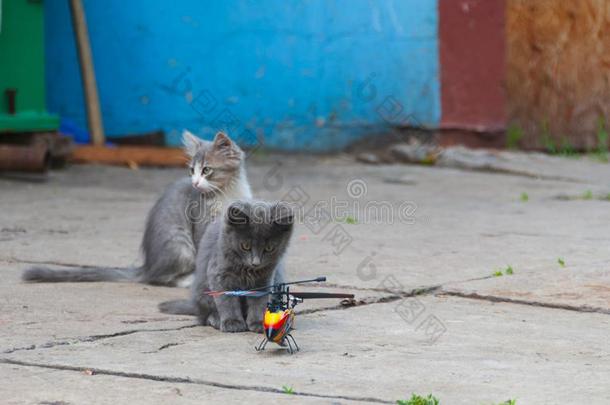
[1,152,609,404]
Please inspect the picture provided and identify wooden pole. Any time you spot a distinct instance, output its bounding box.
[69,0,105,145]
[71,146,187,167]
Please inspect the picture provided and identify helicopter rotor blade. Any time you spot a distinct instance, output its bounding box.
[289,292,354,299]
[236,276,328,294]
[202,277,330,298]
[204,290,271,298]
[280,277,327,287]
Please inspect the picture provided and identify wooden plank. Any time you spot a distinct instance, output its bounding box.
[70,146,187,167]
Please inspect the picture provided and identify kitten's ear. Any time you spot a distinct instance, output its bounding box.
[273,202,294,231]
[226,201,250,227]
[182,130,201,157]
[212,132,235,151]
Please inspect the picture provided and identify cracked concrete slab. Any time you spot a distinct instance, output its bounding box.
[4,296,609,404]
[442,261,610,314]
[4,158,609,292]
[0,262,194,352]
[2,153,610,403]
[0,262,377,354]
[253,159,610,292]
[0,363,359,405]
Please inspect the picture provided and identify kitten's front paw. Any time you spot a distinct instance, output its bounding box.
[221,318,247,333]
[247,320,264,333]
[206,313,220,330]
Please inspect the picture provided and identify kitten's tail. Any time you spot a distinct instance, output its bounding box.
[158,299,198,316]
[22,266,140,283]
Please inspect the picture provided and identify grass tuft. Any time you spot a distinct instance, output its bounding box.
[506,124,524,149]
[582,190,593,200]
[336,215,358,224]
[593,117,609,163]
[396,393,440,405]
[493,266,514,277]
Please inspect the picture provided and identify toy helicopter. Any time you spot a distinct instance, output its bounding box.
[205,277,354,354]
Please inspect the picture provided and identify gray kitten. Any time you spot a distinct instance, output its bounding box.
[159,200,294,333]
[22,131,252,287]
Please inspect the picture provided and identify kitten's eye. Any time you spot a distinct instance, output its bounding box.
[264,245,275,252]
[202,166,213,176]
[240,241,251,251]
[189,166,194,175]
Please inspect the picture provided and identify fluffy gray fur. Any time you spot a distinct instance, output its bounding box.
[159,200,294,333]
[22,131,252,287]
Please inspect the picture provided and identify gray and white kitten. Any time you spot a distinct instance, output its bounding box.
[22,131,252,287]
[159,200,294,333]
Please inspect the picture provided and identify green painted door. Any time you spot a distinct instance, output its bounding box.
[0,0,58,132]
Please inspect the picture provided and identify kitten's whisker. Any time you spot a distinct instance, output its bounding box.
[207,183,230,203]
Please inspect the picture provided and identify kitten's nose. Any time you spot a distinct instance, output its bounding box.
[251,256,261,267]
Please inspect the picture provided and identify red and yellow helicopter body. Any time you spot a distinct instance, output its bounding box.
[255,290,302,353]
[263,308,295,344]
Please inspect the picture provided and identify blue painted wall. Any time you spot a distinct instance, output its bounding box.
[45,0,440,151]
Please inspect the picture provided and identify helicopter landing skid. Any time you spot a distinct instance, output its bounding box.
[254,334,300,354]
[284,334,300,354]
[255,337,268,352]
